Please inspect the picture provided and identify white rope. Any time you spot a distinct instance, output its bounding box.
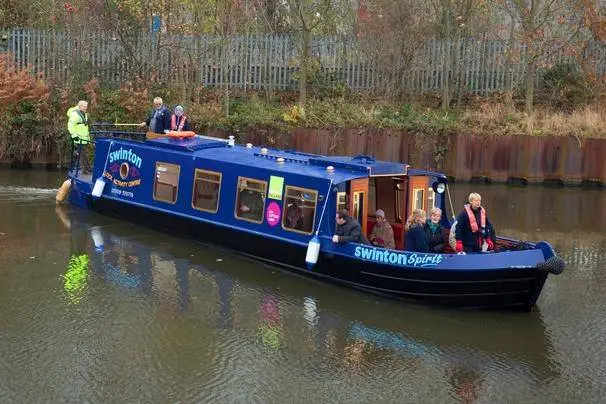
[446,183,456,220]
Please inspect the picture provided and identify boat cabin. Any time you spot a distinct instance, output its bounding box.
[90,133,449,251]
[336,168,447,250]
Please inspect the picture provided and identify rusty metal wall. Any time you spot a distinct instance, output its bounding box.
[232,129,605,187]
[5,129,604,187]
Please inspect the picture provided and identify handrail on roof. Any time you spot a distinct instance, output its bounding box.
[307,158,369,173]
[198,134,229,143]
[91,130,146,142]
[254,151,309,164]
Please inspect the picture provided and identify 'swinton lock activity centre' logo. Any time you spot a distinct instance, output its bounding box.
[103,148,143,187]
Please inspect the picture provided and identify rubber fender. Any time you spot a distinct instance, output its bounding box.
[537,256,565,275]
[56,179,72,203]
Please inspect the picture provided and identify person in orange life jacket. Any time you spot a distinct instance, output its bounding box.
[454,193,496,253]
[140,97,171,134]
[170,105,190,131]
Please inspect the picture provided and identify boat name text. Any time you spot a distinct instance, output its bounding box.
[109,148,142,168]
[354,246,444,267]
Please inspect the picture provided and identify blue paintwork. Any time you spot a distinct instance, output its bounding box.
[65,133,566,309]
[75,134,547,271]
[320,237,545,270]
[90,137,342,245]
[535,241,556,260]
[88,136,421,246]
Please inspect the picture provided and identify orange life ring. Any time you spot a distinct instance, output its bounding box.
[166,130,195,139]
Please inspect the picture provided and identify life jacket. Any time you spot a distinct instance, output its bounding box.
[170,114,187,131]
[465,204,486,237]
[464,204,486,233]
[66,106,90,143]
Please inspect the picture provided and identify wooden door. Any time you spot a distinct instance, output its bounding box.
[408,176,429,217]
[349,178,369,236]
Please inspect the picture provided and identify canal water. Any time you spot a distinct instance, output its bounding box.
[0,168,604,403]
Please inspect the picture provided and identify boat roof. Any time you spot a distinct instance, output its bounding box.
[97,134,439,184]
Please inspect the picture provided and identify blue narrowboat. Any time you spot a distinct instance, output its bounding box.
[64,132,564,310]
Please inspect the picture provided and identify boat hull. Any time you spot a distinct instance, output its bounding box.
[69,183,548,311]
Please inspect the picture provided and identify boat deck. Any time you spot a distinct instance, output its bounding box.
[70,171,93,184]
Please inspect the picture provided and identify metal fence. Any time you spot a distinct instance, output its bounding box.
[4,28,606,94]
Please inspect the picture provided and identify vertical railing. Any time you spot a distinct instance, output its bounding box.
[5,28,606,94]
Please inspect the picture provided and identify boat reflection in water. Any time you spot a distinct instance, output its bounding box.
[56,207,560,401]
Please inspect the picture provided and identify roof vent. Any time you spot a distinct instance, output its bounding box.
[277,157,285,165]
[228,135,235,147]
[246,143,253,148]
[260,148,268,155]
[326,165,335,173]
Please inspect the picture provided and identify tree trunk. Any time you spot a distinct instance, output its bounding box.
[503,22,515,108]
[524,59,535,116]
[299,30,310,108]
[441,7,452,109]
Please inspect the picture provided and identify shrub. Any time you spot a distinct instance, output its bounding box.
[0,55,50,161]
[540,62,592,109]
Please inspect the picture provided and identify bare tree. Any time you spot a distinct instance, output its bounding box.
[492,0,583,114]
[355,0,428,99]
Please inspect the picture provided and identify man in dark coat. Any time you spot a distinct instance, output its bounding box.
[140,97,171,134]
[333,209,369,245]
[455,192,496,253]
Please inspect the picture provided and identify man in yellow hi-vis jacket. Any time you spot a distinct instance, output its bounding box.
[67,100,91,174]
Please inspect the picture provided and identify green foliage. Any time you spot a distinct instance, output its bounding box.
[0,101,47,161]
[308,70,349,99]
[4,79,605,166]
[540,62,592,109]
[223,96,285,133]
[292,59,350,99]
[375,103,458,135]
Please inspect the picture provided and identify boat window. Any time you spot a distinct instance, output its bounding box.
[282,186,318,234]
[153,162,180,204]
[413,188,425,211]
[336,192,347,212]
[192,169,222,213]
[427,188,436,210]
[235,177,267,223]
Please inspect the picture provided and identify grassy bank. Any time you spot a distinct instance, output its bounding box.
[1,68,605,164]
[90,86,606,138]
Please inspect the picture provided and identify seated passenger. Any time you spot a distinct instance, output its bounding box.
[238,182,264,221]
[369,209,395,249]
[332,209,369,245]
[285,201,303,230]
[448,220,457,251]
[424,207,447,253]
[405,209,429,252]
[455,192,496,253]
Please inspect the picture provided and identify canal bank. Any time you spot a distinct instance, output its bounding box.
[2,128,605,187]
